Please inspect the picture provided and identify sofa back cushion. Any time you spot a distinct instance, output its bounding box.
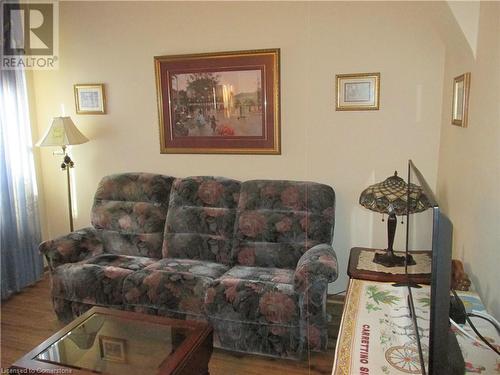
[162,176,241,266]
[91,173,174,258]
[232,180,335,268]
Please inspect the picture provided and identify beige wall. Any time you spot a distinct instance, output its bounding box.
[31,1,446,293]
[436,2,500,318]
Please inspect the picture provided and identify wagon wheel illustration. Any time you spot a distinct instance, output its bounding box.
[385,346,422,374]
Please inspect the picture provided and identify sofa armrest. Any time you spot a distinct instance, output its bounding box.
[294,244,338,292]
[39,227,104,270]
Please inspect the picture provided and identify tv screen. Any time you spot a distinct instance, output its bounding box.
[406,160,464,375]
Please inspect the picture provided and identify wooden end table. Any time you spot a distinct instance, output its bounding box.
[348,247,432,284]
[11,307,213,375]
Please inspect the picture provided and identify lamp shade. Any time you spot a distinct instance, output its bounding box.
[359,171,430,216]
[37,116,89,147]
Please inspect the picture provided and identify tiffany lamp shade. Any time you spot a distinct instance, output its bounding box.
[359,171,431,267]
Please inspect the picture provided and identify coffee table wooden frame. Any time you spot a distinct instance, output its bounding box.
[11,306,213,375]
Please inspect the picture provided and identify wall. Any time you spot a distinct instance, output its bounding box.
[31,1,445,293]
[446,1,481,58]
[436,2,500,318]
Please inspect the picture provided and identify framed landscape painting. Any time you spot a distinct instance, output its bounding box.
[154,49,280,154]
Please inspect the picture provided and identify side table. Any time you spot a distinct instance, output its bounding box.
[348,247,432,284]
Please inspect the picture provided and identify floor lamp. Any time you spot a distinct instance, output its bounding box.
[37,117,89,232]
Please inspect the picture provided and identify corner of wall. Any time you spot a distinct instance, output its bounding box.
[436,1,500,318]
[446,1,480,59]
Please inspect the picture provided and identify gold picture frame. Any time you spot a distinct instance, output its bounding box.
[99,335,127,363]
[74,83,106,114]
[154,49,281,154]
[336,72,380,111]
[451,72,471,128]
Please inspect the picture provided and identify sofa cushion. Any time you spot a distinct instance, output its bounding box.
[162,177,241,265]
[91,173,174,258]
[122,258,229,318]
[205,266,300,327]
[51,254,156,306]
[232,180,335,268]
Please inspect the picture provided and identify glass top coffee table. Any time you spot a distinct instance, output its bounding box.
[11,307,213,375]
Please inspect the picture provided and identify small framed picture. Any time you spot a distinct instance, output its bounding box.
[336,73,380,111]
[451,72,471,128]
[74,83,106,114]
[99,335,126,362]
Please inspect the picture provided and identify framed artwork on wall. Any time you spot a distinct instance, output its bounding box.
[335,72,380,111]
[451,72,471,128]
[154,49,281,154]
[99,335,127,363]
[74,84,106,114]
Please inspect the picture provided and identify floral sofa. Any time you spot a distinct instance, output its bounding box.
[40,173,338,359]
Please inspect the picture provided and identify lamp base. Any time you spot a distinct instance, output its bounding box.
[373,251,416,267]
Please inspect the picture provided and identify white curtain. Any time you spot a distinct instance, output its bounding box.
[0,67,44,299]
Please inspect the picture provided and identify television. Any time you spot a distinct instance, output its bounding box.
[405,160,464,375]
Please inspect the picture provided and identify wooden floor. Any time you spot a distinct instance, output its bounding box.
[1,273,343,375]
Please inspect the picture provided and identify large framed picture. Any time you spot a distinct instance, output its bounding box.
[154,49,280,154]
[74,84,106,114]
[336,73,380,111]
[99,336,127,363]
[451,72,471,128]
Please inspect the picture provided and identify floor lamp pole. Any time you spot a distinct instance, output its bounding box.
[61,146,75,232]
